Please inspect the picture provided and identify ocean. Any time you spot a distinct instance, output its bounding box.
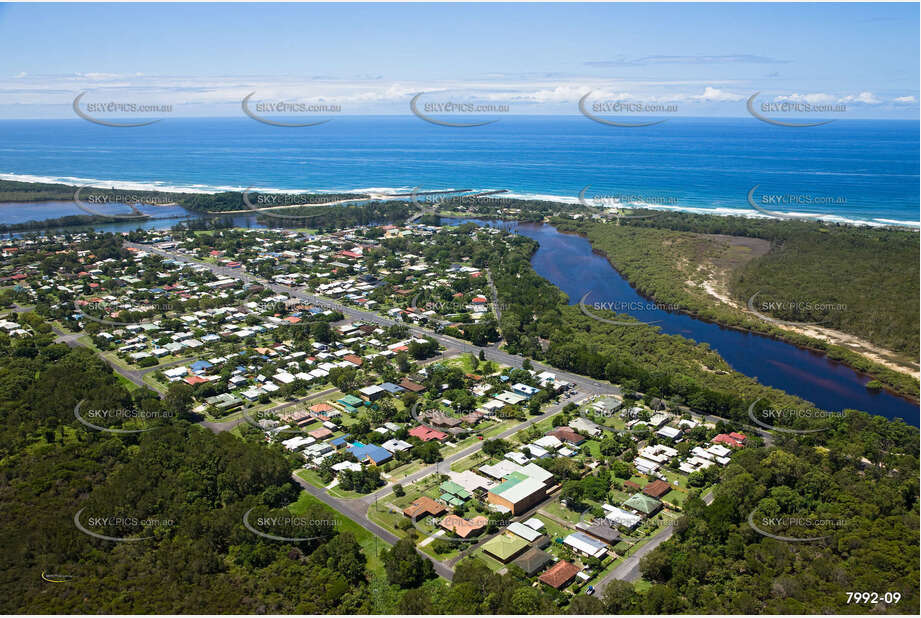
[0,116,918,227]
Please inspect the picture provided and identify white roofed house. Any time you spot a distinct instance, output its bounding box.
[633,456,660,475]
[381,438,413,453]
[604,505,643,530]
[563,532,608,559]
[533,435,563,451]
[507,521,543,542]
[568,417,603,438]
[656,425,683,442]
[281,435,315,451]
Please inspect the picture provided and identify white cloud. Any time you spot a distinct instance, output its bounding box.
[893,95,916,103]
[838,91,881,104]
[691,87,745,102]
[776,92,836,104]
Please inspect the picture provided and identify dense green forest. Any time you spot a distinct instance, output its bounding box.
[553,217,919,399]
[0,322,376,613]
[633,421,919,613]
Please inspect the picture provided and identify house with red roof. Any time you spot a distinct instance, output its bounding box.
[409,425,448,442]
[308,427,333,440]
[712,433,746,448]
[310,403,335,415]
[538,560,580,589]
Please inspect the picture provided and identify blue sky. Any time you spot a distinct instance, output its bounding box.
[0,2,918,118]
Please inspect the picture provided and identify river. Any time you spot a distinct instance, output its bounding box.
[445,218,918,424]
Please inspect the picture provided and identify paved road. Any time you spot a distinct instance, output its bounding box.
[593,488,715,594]
[124,241,752,585]
[51,324,187,394]
[200,386,340,433]
[291,470,457,581]
[126,241,623,398]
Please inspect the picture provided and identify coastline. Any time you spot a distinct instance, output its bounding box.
[1,173,919,230]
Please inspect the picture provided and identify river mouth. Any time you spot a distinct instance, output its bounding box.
[444,217,918,425]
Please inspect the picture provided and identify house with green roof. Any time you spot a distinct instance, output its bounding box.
[623,492,662,517]
[337,394,363,412]
[440,480,472,501]
[487,471,547,515]
[481,532,529,563]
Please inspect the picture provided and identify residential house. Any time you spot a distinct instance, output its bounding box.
[538,560,580,589]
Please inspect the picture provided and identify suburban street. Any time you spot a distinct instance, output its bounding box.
[116,241,739,590]
[124,241,623,398]
[592,488,715,595]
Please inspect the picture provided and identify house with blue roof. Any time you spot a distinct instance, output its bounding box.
[330,434,351,449]
[379,382,405,394]
[347,443,393,465]
[191,360,213,374]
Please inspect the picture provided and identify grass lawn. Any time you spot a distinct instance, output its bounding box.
[480,419,517,439]
[634,578,653,593]
[288,491,388,578]
[628,475,648,487]
[421,542,462,562]
[387,460,427,482]
[543,500,583,525]
[142,372,167,393]
[663,469,690,490]
[471,548,507,572]
[585,439,602,459]
[367,502,408,539]
[443,354,500,376]
[663,489,686,507]
[114,373,140,392]
[327,485,371,500]
[450,451,491,472]
[538,517,572,542]
[389,475,443,509]
[294,468,327,489]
